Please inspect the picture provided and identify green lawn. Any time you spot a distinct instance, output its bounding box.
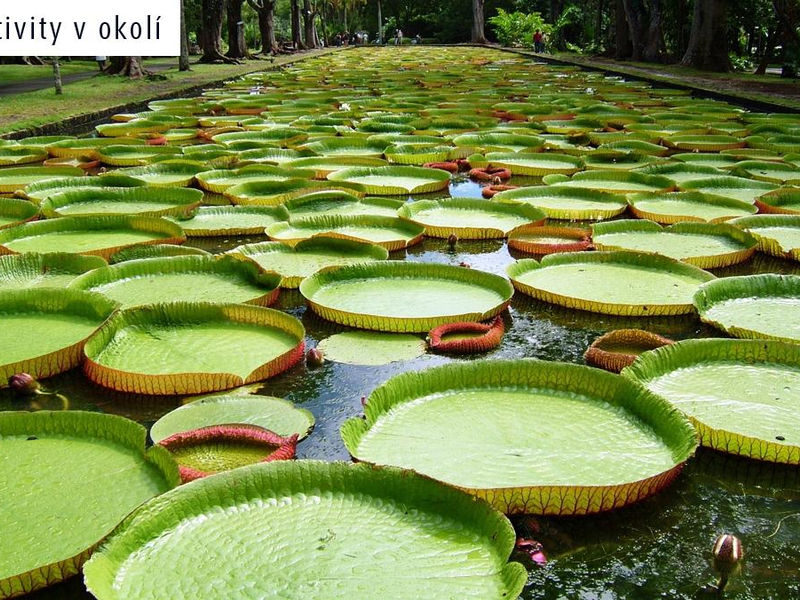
[0,50,340,136]
[0,61,99,85]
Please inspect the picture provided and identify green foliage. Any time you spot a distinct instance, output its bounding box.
[488,8,550,47]
[550,4,586,51]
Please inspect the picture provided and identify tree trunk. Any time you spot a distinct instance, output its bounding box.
[291,0,305,49]
[200,0,237,62]
[621,0,646,61]
[249,0,278,54]
[471,0,487,43]
[642,0,664,62]
[179,0,191,70]
[615,0,633,58]
[303,0,318,48]
[377,0,383,43]
[226,0,248,58]
[550,0,564,22]
[53,58,63,95]
[595,0,604,46]
[106,57,148,78]
[774,0,800,78]
[680,0,730,71]
[754,26,777,75]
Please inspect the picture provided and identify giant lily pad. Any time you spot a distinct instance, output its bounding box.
[627,191,756,224]
[342,360,696,514]
[485,152,583,176]
[95,145,181,167]
[508,251,714,316]
[0,411,179,599]
[170,205,289,237]
[22,175,146,203]
[267,215,424,251]
[283,156,389,178]
[0,146,47,166]
[693,274,800,343]
[0,253,106,289]
[0,289,117,387]
[665,134,745,151]
[195,165,315,193]
[680,176,778,204]
[755,188,800,215]
[109,244,209,263]
[318,331,427,365]
[623,338,800,464]
[542,170,674,194]
[0,199,38,230]
[0,216,186,260]
[300,262,513,332]
[0,166,83,194]
[398,198,545,238]
[284,191,403,219]
[327,166,451,195]
[113,161,205,187]
[41,187,203,218]
[231,238,389,288]
[83,461,525,600]
[150,385,315,443]
[731,214,800,261]
[224,179,347,206]
[591,220,757,269]
[733,160,800,185]
[84,302,305,395]
[494,185,627,220]
[69,255,281,308]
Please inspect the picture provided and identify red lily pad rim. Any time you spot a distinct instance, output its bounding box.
[585,329,675,373]
[427,316,505,354]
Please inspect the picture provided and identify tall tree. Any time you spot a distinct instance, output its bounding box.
[52,58,63,95]
[291,0,305,48]
[248,0,279,54]
[199,0,237,62]
[303,0,319,47]
[680,0,730,71]
[471,0,487,43]
[179,0,191,70]
[226,0,248,58]
[106,57,148,77]
[642,0,665,61]
[773,0,800,77]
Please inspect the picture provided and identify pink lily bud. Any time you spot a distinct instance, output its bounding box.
[8,373,41,395]
[306,347,325,367]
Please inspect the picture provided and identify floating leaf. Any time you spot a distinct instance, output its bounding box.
[318,331,426,365]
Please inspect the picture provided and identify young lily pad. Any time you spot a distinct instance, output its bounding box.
[84,302,305,395]
[627,191,757,224]
[0,253,106,289]
[508,225,592,255]
[508,251,715,316]
[113,161,206,187]
[584,329,674,373]
[267,215,424,251]
[694,274,800,343]
[301,262,513,332]
[591,220,757,269]
[0,411,179,598]
[150,385,314,443]
[0,166,83,194]
[0,216,186,260]
[485,152,583,176]
[109,244,209,263]
[623,338,800,464]
[0,288,118,387]
[170,205,289,237]
[494,185,627,220]
[731,214,800,261]
[230,238,389,288]
[318,331,427,365]
[398,198,545,239]
[83,461,525,600]
[342,359,696,514]
[69,255,281,309]
[327,166,451,195]
[542,170,674,194]
[41,187,203,218]
[284,191,403,219]
[427,316,505,354]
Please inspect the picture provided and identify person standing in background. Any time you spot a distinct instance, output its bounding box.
[95,56,107,71]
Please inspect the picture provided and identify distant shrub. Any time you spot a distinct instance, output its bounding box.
[488,9,551,48]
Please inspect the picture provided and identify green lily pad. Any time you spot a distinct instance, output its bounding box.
[267,215,424,251]
[0,411,179,598]
[150,385,314,443]
[733,160,800,185]
[301,262,513,332]
[96,145,181,167]
[0,289,117,387]
[635,163,727,185]
[170,205,289,237]
[302,138,388,157]
[284,191,403,219]
[624,338,800,464]
[694,274,800,343]
[84,302,305,395]
[756,188,800,215]
[508,251,715,316]
[113,161,206,187]
[109,244,209,263]
[69,255,281,309]
[627,191,757,224]
[671,152,739,170]
[0,216,186,260]
[22,175,147,203]
[485,152,583,176]
[495,185,627,220]
[283,156,389,178]
[224,179,348,206]
[542,170,674,194]
[318,331,427,365]
[41,187,203,218]
[680,176,778,204]
[83,461,525,600]
[385,144,452,165]
[230,238,389,288]
[0,146,48,166]
[195,165,315,193]
[591,220,757,269]
[452,132,545,154]
[327,166,451,195]
[0,198,38,230]
[342,360,696,514]
[398,198,545,238]
[731,214,800,261]
[666,134,745,151]
[47,138,140,160]
[0,253,106,289]
[0,166,83,194]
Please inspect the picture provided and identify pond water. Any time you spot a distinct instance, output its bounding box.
[3,48,800,600]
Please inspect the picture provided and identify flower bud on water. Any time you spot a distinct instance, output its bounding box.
[712,533,743,592]
[306,348,325,367]
[8,373,41,396]
[447,233,458,248]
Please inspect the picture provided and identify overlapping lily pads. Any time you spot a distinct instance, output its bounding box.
[624,338,800,464]
[342,360,696,514]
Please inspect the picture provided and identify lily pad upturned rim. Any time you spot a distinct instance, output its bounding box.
[627,191,757,224]
[40,187,204,219]
[109,244,210,264]
[591,219,758,269]
[342,359,696,515]
[693,274,800,343]
[0,198,39,229]
[0,252,107,289]
[0,166,84,194]
[507,225,592,255]
[327,165,451,195]
[427,315,505,354]
[170,205,290,237]
[0,410,179,600]
[0,288,118,387]
[398,197,546,239]
[507,250,715,316]
[266,214,425,251]
[584,329,674,373]
[300,261,514,332]
[730,214,800,260]
[622,338,800,464]
[83,302,305,396]
[494,185,629,220]
[756,188,800,215]
[83,460,525,600]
